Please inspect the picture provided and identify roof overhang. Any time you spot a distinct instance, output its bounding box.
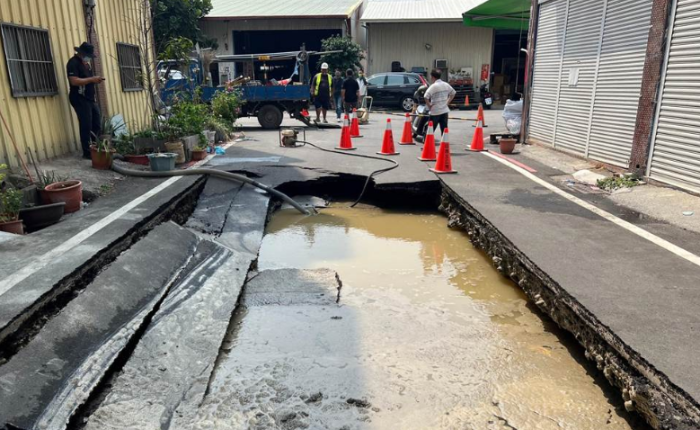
[362,18,464,24]
[463,0,531,30]
[202,15,349,21]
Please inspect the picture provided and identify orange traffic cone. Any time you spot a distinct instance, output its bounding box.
[464,95,470,107]
[430,128,456,174]
[377,118,399,155]
[472,104,488,128]
[469,120,485,152]
[418,121,437,161]
[399,113,414,145]
[301,108,310,117]
[336,115,356,151]
[350,108,362,137]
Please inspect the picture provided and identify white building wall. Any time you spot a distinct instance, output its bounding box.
[367,22,493,75]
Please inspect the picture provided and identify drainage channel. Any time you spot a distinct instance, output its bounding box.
[217,204,652,430]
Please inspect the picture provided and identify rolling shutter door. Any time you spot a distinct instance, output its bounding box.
[649,0,700,190]
[588,0,653,166]
[528,0,567,145]
[554,0,604,157]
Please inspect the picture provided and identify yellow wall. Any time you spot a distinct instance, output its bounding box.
[0,0,154,168]
[95,0,154,135]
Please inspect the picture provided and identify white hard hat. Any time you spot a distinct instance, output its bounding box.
[321,62,329,70]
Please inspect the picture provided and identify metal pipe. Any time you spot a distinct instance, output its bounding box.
[111,162,315,216]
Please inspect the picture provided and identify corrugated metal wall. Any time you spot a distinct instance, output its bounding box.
[367,23,493,75]
[0,0,153,168]
[0,0,85,168]
[95,0,153,134]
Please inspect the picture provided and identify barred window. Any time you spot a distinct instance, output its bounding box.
[116,43,143,91]
[0,23,58,98]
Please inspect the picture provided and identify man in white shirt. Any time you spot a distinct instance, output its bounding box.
[424,69,456,136]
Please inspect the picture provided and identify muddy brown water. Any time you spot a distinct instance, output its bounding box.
[218,206,650,430]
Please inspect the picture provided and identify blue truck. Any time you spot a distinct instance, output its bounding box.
[159,48,338,129]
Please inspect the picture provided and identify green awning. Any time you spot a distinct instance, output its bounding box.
[463,0,531,30]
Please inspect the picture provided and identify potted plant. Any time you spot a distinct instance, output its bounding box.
[147,153,178,172]
[191,139,208,161]
[134,129,167,153]
[116,133,149,165]
[499,137,517,155]
[42,175,83,213]
[0,188,24,235]
[163,124,186,164]
[90,135,116,170]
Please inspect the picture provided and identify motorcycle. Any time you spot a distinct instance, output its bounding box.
[480,83,494,110]
[411,85,430,142]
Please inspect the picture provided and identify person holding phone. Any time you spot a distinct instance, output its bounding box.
[67,42,105,159]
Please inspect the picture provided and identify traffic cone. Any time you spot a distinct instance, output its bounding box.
[399,113,414,145]
[469,120,485,152]
[377,118,399,155]
[350,108,362,138]
[430,128,456,174]
[464,95,469,107]
[301,108,310,117]
[336,115,356,151]
[472,104,488,128]
[418,121,437,161]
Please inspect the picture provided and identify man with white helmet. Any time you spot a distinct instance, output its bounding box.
[310,62,333,123]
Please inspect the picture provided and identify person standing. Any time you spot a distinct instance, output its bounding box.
[310,62,332,123]
[332,70,344,123]
[357,69,368,107]
[341,69,360,115]
[424,69,455,136]
[67,42,105,159]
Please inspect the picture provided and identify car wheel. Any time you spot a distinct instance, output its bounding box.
[401,96,414,112]
[258,105,283,129]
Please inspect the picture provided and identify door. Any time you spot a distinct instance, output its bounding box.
[384,74,406,105]
[528,0,568,145]
[366,75,386,103]
[648,0,700,191]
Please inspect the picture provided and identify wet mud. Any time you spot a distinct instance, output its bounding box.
[198,205,650,430]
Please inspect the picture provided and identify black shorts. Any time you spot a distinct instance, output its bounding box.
[314,97,331,110]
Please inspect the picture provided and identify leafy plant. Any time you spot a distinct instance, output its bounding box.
[159,37,194,69]
[597,175,640,191]
[205,117,233,140]
[0,163,7,184]
[167,100,208,137]
[0,188,23,222]
[319,35,365,73]
[211,91,240,123]
[151,0,213,52]
[115,134,136,155]
[197,133,208,149]
[36,170,68,190]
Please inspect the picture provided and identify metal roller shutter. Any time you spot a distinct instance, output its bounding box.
[554,0,604,157]
[528,0,567,145]
[649,0,700,190]
[588,0,652,166]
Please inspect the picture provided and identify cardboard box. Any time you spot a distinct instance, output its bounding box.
[492,74,505,89]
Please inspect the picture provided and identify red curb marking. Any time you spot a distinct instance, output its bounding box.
[485,150,538,173]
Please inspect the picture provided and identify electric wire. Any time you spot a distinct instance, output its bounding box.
[296,140,399,208]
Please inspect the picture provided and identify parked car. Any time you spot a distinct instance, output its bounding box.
[366,72,428,112]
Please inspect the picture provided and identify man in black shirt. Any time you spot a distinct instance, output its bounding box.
[341,69,360,115]
[67,42,105,159]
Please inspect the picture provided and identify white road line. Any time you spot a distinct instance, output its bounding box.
[0,177,182,296]
[483,151,700,268]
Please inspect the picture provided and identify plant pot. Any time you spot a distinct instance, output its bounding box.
[148,153,177,172]
[43,180,83,213]
[124,154,150,165]
[181,135,199,162]
[90,146,115,170]
[19,202,65,232]
[0,219,24,235]
[191,149,207,161]
[165,141,186,164]
[499,138,517,155]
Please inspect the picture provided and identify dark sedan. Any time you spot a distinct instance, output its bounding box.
[366,72,428,112]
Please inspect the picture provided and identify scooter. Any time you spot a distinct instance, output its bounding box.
[412,85,430,142]
[480,83,494,110]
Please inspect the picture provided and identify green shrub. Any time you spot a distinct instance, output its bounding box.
[211,91,240,123]
[0,188,23,222]
[167,101,209,137]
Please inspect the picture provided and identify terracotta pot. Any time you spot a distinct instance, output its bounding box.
[43,180,83,213]
[124,154,150,165]
[90,146,115,170]
[191,149,207,161]
[499,138,517,155]
[0,219,24,235]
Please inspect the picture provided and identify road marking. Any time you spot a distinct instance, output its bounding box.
[0,177,183,296]
[483,151,700,268]
[486,150,538,173]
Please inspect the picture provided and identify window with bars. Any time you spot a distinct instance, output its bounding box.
[116,43,143,91]
[0,23,58,98]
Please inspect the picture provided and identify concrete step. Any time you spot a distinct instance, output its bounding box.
[0,222,201,430]
[185,177,244,235]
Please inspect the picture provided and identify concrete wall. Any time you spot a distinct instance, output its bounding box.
[366,22,493,75]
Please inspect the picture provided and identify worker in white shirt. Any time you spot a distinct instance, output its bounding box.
[424,69,456,136]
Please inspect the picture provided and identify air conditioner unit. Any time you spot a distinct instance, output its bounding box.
[434,59,448,69]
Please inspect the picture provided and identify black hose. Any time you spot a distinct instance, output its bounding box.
[296,141,399,207]
[111,162,315,216]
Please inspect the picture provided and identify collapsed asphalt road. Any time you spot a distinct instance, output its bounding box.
[0,110,698,429]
